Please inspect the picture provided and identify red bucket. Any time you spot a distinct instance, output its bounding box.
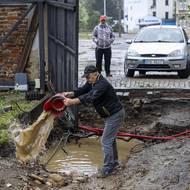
[43,95,66,113]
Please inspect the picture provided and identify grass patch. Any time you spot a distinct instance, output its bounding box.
[0,91,39,144]
[0,130,8,144]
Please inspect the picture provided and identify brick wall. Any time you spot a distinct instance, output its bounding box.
[0,5,28,80]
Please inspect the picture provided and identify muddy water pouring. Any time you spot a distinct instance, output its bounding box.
[10,95,66,163]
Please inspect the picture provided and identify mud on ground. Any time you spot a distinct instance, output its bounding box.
[1,95,190,190]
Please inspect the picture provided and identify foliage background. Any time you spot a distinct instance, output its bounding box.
[79,0,124,32]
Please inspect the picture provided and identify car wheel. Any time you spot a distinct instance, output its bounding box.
[139,71,146,75]
[127,69,135,77]
[178,62,190,79]
[124,60,128,77]
[178,68,190,79]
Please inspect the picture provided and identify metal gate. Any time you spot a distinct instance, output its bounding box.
[47,0,78,92]
[47,0,79,125]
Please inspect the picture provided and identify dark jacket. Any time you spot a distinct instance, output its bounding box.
[74,75,122,118]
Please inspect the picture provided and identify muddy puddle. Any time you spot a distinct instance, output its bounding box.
[41,137,141,176]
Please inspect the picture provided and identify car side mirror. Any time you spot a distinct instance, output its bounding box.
[187,39,190,44]
[126,39,132,44]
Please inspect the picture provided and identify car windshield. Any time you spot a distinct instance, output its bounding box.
[134,28,184,43]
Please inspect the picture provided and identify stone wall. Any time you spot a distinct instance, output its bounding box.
[0,5,28,80]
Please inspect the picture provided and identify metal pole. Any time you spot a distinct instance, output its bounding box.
[104,0,106,16]
[118,3,121,38]
[118,0,122,38]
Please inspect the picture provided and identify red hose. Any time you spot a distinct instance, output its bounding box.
[79,125,190,140]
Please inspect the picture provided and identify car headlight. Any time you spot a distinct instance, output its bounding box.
[168,49,185,58]
[127,49,140,57]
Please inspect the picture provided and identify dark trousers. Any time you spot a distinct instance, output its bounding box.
[95,47,112,76]
[101,108,125,170]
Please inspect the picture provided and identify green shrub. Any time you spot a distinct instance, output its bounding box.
[0,91,38,145]
[0,130,9,144]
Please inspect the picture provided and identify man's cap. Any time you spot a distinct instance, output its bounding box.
[100,15,107,21]
[82,64,98,78]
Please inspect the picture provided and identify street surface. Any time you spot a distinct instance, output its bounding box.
[79,33,190,90]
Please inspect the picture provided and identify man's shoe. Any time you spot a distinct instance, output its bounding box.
[106,74,112,77]
[112,162,121,170]
[96,168,115,178]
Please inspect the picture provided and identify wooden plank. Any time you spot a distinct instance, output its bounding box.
[0,0,44,4]
[17,6,39,72]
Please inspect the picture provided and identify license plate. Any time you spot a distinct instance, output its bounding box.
[144,59,164,64]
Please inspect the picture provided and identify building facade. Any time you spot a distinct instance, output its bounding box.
[176,0,190,31]
[124,0,176,33]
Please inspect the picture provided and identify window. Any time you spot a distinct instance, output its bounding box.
[153,11,156,16]
[153,0,156,6]
[165,12,169,19]
[179,2,188,11]
[165,0,169,6]
[134,28,184,43]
